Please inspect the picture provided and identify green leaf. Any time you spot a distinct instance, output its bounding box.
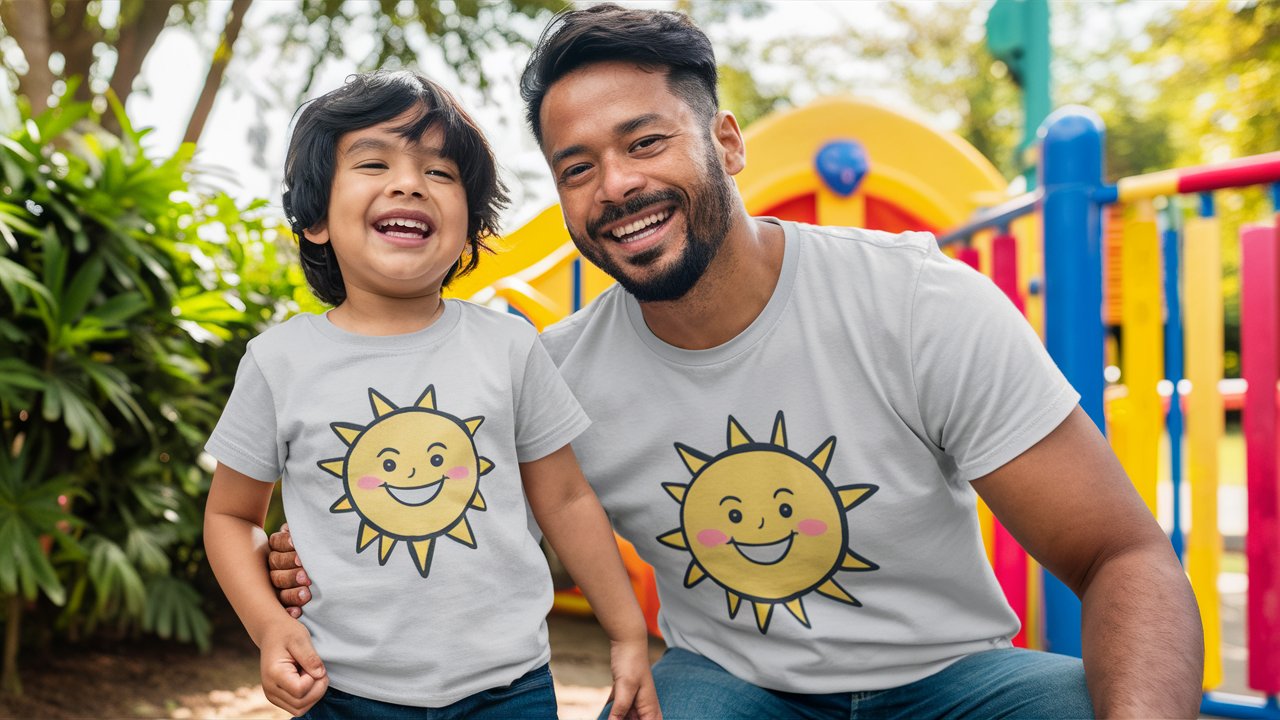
[60,255,106,325]
[85,536,146,619]
[143,576,211,652]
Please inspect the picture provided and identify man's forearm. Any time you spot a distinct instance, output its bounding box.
[1079,542,1204,718]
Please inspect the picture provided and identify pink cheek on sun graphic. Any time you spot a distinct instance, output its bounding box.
[796,519,828,536]
[696,528,730,547]
[357,475,382,490]
[445,466,470,479]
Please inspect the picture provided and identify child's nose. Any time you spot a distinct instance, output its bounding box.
[387,169,429,198]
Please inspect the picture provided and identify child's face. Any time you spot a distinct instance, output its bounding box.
[304,109,469,303]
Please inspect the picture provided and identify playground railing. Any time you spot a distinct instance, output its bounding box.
[942,107,1280,719]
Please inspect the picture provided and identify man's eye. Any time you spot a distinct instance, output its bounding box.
[560,164,591,182]
[631,136,664,152]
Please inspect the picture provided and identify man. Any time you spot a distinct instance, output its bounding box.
[270,5,1203,717]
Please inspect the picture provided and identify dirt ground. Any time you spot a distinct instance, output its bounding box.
[0,609,664,720]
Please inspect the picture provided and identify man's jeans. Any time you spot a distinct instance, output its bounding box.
[301,662,556,720]
[632,646,1092,720]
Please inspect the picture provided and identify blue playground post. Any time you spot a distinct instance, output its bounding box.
[1162,201,1186,561]
[1038,106,1107,657]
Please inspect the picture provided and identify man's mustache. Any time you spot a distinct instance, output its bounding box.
[586,189,682,238]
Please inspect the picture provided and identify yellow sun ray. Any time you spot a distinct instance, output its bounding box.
[446,516,477,548]
[838,485,877,510]
[684,562,707,587]
[369,388,397,418]
[331,422,363,446]
[753,602,773,632]
[727,592,742,618]
[378,535,396,564]
[464,416,484,435]
[414,385,436,410]
[808,436,837,472]
[662,482,689,503]
[657,529,688,549]
[815,578,862,606]
[469,491,487,511]
[478,457,494,476]
[840,549,878,571]
[357,522,380,552]
[771,411,787,448]
[330,496,355,513]
[410,538,435,577]
[674,444,709,474]
[727,416,753,447]
[318,458,345,478]
[784,598,811,627]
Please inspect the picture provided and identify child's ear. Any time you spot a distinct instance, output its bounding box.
[303,222,330,246]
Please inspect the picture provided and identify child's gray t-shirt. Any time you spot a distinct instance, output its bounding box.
[206,300,589,707]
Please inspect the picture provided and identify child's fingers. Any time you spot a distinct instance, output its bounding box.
[607,679,638,720]
[294,674,329,716]
[634,678,662,720]
[288,632,327,680]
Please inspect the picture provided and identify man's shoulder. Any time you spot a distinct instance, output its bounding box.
[540,284,627,367]
[789,221,936,255]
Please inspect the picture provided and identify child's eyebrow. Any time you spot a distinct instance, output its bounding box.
[344,136,449,161]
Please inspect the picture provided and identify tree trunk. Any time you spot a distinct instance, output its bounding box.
[2,595,22,696]
[48,0,97,103]
[182,0,253,147]
[104,0,176,134]
[1,0,54,115]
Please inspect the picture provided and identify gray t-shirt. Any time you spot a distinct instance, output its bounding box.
[206,300,590,707]
[541,220,1078,694]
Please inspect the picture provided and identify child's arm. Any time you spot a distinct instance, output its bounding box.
[521,445,661,720]
[204,462,329,715]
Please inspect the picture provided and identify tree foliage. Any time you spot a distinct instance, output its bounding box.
[0,83,308,693]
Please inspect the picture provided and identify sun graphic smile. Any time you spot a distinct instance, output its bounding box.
[730,532,796,566]
[657,411,879,633]
[383,477,445,507]
[318,384,494,578]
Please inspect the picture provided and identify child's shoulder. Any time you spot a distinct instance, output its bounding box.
[245,312,323,354]
[452,299,540,342]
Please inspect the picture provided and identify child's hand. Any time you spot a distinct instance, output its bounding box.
[606,638,661,720]
[260,619,328,716]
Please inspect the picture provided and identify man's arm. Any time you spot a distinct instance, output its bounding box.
[972,406,1203,718]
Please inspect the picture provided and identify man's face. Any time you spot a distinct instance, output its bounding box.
[538,61,738,302]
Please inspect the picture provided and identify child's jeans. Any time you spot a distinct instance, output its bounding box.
[299,662,556,720]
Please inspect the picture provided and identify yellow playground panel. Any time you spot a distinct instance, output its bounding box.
[447,98,1014,635]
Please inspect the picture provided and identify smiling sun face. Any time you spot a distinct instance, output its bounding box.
[319,385,493,578]
[657,412,878,633]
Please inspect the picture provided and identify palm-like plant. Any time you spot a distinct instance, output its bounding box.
[0,82,305,694]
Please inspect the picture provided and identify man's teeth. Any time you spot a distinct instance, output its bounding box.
[611,210,671,239]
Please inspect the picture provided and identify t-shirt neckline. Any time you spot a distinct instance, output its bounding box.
[622,218,798,366]
[308,298,463,348]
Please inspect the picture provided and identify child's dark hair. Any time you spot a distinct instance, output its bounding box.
[519,3,719,146]
[283,70,508,305]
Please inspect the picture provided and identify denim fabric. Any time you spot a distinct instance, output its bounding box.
[616,647,1092,720]
[301,663,556,720]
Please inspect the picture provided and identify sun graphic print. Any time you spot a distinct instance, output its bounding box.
[657,412,878,633]
[318,384,493,578]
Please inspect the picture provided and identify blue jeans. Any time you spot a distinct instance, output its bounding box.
[302,663,556,720]
[612,647,1092,720]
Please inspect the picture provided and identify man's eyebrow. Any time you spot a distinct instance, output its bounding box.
[549,114,665,167]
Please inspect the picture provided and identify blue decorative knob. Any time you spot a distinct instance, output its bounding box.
[815,140,869,197]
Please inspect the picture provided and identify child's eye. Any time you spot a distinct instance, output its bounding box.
[426,169,455,180]
[356,162,387,170]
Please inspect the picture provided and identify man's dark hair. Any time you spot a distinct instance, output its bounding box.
[519,3,719,145]
[282,70,508,305]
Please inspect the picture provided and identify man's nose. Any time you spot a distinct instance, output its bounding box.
[596,156,644,205]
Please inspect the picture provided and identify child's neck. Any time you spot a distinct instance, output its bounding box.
[326,290,446,336]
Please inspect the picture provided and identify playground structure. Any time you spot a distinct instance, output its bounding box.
[447,94,1280,717]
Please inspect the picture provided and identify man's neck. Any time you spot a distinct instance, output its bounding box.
[637,216,785,350]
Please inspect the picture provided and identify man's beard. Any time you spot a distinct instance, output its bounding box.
[570,143,736,303]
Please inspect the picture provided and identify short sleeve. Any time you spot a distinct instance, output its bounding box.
[512,336,591,463]
[910,246,1080,481]
[204,348,283,482]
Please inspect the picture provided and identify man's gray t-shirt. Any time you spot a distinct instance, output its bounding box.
[206,300,589,707]
[541,220,1078,694]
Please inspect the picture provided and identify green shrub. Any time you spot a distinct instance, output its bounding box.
[0,81,311,693]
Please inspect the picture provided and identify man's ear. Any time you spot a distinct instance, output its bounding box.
[711,110,746,176]
[302,222,330,246]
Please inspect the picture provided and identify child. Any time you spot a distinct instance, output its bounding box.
[203,70,659,720]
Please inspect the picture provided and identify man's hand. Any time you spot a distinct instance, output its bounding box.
[268,524,312,618]
[259,619,328,715]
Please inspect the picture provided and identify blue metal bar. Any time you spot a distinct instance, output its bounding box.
[1161,201,1186,561]
[1200,192,1216,218]
[1271,182,1280,213]
[572,257,583,312]
[935,191,1040,247]
[1038,106,1107,658]
[1201,692,1280,719]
